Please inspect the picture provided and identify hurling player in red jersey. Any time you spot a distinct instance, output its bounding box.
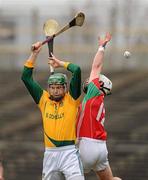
[76,33,122,180]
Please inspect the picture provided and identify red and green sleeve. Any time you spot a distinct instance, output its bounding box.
[82,78,101,109]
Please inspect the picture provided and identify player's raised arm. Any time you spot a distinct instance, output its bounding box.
[21,42,43,104]
[48,53,81,100]
[89,33,111,83]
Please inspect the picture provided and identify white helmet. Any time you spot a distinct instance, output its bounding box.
[99,74,112,95]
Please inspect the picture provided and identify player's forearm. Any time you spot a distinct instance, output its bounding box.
[22,47,40,87]
[89,47,104,82]
[67,63,81,99]
[27,41,42,65]
[90,33,111,81]
[21,66,43,104]
[21,41,43,104]
[26,52,38,66]
[92,47,104,72]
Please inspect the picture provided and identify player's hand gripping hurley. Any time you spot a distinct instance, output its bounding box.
[31,12,85,74]
[43,19,59,74]
[42,12,85,46]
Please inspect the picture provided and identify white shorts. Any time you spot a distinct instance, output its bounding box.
[78,137,109,173]
[42,145,84,180]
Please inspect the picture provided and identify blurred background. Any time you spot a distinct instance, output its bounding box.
[0,0,148,179]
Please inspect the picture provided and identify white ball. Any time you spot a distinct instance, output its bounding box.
[124,51,131,58]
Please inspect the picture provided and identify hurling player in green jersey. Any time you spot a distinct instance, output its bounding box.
[21,42,84,180]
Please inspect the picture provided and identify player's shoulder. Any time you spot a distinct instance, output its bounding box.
[42,90,49,99]
[91,78,100,87]
[65,92,80,103]
[88,78,100,90]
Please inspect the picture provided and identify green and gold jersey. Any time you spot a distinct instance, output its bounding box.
[21,60,81,148]
[39,90,80,147]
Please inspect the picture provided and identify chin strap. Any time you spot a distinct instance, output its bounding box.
[100,87,111,96]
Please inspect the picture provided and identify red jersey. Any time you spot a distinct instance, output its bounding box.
[76,78,107,140]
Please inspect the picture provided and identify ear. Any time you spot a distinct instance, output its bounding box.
[47,85,51,93]
[64,84,68,93]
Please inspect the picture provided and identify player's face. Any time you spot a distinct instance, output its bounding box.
[48,84,66,101]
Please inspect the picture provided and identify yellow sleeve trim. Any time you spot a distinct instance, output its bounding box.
[63,62,70,69]
[24,60,34,68]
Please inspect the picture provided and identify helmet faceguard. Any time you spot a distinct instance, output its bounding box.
[48,73,68,102]
[99,74,112,95]
[82,74,112,95]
